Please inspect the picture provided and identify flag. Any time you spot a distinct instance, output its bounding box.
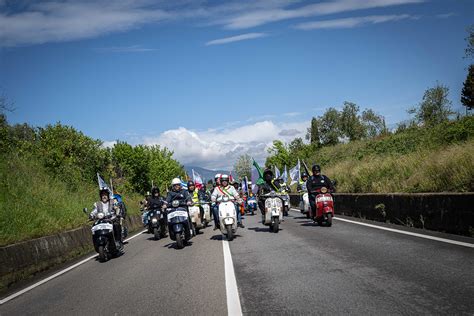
[242,177,248,194]
[282,165,288,183]
[229,171,234,183]
[178,176,188,190]
[289,159,300,185]
[252,159,265,186]
[192,169,203,190]
[97,173,113,197]
[301,160,310,177]
[274,165,281,178]
[251,168,259,194]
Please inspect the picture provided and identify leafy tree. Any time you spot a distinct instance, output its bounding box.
[234,154,252,180]
[305,117,321,146]
[362,109,388,138]
[465,25,474,59]
[265,140,291,169]
[461,64,474,114]
[148,145,184,192]
[319,107,341,146]
[409,83,453,127]
[340,102,366,141]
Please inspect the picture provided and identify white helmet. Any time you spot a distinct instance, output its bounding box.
[215,173,222,180]
[171,178,181,186]
[220,174,229,182]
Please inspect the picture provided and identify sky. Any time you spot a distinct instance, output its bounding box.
[1,0,473,170]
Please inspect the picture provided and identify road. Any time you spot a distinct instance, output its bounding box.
[1,209,473,315]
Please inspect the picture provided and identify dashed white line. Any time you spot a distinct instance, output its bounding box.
[0,229,147,305]
[223,239,243,316]
[290,208,474,248]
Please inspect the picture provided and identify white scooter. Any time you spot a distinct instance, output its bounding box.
[217,195,238,241]
[188,204,204,234]
[200,201,211,228]
[299,191,311,218]
[262,191,284,233]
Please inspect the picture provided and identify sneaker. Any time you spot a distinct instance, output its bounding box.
[238,223,245,228]
[213,226,219,231]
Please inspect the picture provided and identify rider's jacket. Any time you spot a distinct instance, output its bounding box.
[297,180,307,192]
[259,179,281,195]
[211,185,240,203]
[188,189,206,204]
[90,200,116,218]
[306,174,335,196]
[166,189,192,205]
[146,196,165,210]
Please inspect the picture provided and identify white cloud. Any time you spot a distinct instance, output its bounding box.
[102,140,117,148]
[206,32,267,46]
[143,120,309,170]
[295,14,414,30]
[435,13,455,19]
[95,45,158,53]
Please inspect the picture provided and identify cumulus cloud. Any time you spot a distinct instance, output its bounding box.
[102,140,117,148]
[206,32,267,46]
[295,14,414,30]
[143,120,309,170]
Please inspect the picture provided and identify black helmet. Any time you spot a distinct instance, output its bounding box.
[312,164,321,173]
[263,169,274,178]
[187,180,195,188]
[99,188,109,198]
[151,187,160,195]
[301,172,308,179]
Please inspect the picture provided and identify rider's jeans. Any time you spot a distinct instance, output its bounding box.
[142,211,150,226]
[235,204,242,224]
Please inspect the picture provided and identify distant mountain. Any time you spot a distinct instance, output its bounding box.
[184,166,231,182]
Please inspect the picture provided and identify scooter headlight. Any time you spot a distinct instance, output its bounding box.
[223,196,230,202]
[97,212,105,219]
[151,218,158,223]
[321,187,328,194]
[172,200,180,207]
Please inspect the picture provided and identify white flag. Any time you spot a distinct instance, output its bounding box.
[289,160,300,185]
[282,165,288,183]
[192,169,203,189]
[274,166,281,178]
[97,173,113,197]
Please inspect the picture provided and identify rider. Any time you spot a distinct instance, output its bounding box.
[257,169,281,215]
[306,164,335,219]
[90,188,123,249]
[297,172,309,192]
[187,180,205,220]
[211,174,245,229]
[146,187,167,235]
[140,191,151,226]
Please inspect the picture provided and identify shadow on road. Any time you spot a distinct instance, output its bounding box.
[247,226,273,233]
[163,241,194,249]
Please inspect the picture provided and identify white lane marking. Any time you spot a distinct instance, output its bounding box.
[223,239,243,316]
[289,208,474,248]
[0,229,147,305]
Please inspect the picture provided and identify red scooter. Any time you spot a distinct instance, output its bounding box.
[311,187,334,227]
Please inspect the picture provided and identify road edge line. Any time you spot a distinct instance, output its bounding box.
[222,239,243,316]
[0,229,147,305]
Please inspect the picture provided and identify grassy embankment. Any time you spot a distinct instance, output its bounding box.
[307,116,474,193]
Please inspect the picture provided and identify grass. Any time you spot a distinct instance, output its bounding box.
[0,154,142,246]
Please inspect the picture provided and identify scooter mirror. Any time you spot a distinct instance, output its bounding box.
[82,207,88,214]
[333,180,338,186]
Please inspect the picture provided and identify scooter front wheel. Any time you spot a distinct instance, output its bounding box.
[272,218,279,233]
[175,233,184,249]
[98,245,108,262]
[226,225,234,241]
[326,213,333,227]
[153,227,160,240]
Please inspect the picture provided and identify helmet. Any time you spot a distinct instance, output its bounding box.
[220,174,229,182]
[301,172,308,179]
[171,178,181,186]
[312,164,321,173]
[215,173,222,180]
[99,188,109,198]
[187,180,195,188]
[263,169,274,178]
[151,187,160,195]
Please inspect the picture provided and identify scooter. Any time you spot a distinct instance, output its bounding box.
[188,204,204,234]
[299,191,311,218]
[147,207,167,240]
[312,187,334,227]
[167,200,193,249]
[262,191,284,233]
[83,208,123,262]
[218,195,238,241]
[281,193,290,216]
[200,201,211,227]
[247,196,257,215]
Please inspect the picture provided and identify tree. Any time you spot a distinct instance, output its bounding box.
[305,117,321,146]
[319,107,341,146]
[409,83,453,127]
[265,140,291,170]
[465,25,474,59]
[461,64,474,114]
[362,109,387,138]
[234,154,252,180]
[340,102,365,141]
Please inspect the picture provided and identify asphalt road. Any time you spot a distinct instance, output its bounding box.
[1,210,473,315]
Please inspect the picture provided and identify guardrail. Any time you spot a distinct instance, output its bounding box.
[289,193,474,236]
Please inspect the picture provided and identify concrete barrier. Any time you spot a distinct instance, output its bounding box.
[290,193,474,236]
[0,215,143,292]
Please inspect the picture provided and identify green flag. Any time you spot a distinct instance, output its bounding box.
[252,159,265,185]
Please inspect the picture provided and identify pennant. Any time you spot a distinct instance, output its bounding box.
[97,173,113,197]
[192,169,203,190]
[274,166,281,178]
[289,159,300,185]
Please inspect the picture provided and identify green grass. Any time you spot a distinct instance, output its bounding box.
[0,155,142,246]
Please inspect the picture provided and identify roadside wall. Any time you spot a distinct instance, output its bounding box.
[0,215,143,292]
[290,193,474,236]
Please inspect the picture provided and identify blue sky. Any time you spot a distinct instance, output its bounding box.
[1,0,473,169]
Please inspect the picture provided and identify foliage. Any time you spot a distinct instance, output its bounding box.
[234,154,252,180]
[408,83,453,127]
[461,64,474,112]
[305,117,321,146]
[465,25,474,59]
[340,102,366,141]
